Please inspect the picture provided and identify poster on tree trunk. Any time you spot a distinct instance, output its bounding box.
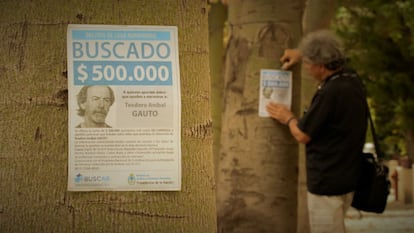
[66,24,181,191]
[258,69,292,117]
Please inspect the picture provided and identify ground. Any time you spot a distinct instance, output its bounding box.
[346,200,414,233]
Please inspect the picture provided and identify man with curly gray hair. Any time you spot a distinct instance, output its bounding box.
[76,85,115,128]
[267,30,367,233]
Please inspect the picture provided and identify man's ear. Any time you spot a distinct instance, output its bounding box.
[80,103,86,110]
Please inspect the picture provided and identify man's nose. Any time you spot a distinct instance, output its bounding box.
[97,99,105,107]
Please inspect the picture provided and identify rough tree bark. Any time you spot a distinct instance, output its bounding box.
[0,1,216,233]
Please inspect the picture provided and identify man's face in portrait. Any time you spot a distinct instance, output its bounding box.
[80,86,113,125]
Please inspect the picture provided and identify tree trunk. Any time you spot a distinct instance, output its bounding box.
[209,0,228,183]
[216,1,304,233]
[0,1,216,233]
[405,129,414,162]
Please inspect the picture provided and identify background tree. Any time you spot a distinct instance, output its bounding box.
[0,1,216,232]
[208,0,228,180]
[216,1,304,232]
[298,1,338,232]
[334,0,414,161]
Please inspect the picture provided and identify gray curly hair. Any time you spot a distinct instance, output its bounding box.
[299,30,345,70]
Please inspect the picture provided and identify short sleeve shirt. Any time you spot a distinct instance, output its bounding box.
[298,68,368,195]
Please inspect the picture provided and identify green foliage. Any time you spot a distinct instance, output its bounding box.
[333,0,414,156]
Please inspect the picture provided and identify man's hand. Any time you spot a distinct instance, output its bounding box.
[266,102,294,125]
[280,49,302,70]
[266,102,311,144]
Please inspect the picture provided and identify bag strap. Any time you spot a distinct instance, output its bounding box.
[366,106,385,159]
[334,68,385,160]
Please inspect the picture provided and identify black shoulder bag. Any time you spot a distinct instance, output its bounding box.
[351,108,391,213]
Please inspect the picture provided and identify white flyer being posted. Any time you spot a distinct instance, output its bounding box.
[259,69,292,117]
[67,24,181,191]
